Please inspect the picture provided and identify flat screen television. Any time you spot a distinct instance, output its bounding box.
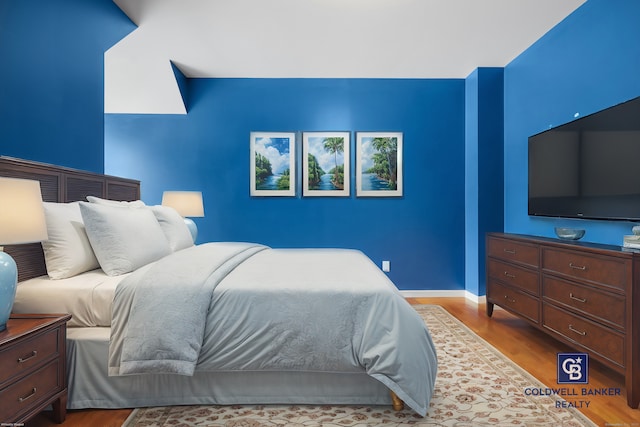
[528,96,640,221]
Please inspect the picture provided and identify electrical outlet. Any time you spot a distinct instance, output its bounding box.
[382,260,390,272]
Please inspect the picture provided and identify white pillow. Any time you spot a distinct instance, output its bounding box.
[86,196,146,208]
[149,205,194,251]
[41,202,100,279]
[79,202,172,276]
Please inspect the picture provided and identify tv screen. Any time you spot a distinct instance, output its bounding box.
[528,96,640,221]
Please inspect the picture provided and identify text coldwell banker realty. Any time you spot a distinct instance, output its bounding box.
[524,387,621,396]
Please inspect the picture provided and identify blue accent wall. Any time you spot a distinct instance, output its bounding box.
[465,68,504,296]
[0,0,135,173]
[105,78,467,291]
[504,0,640,245]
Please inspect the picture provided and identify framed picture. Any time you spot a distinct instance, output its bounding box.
[356,132,403,197]
[250,132,296,196]
[302,132,350,197]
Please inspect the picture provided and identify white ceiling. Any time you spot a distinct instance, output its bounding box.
[105,0,586,114]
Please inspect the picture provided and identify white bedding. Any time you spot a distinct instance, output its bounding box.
[13,270,125,327]
[14,244,438,415]
[108,243,437,415]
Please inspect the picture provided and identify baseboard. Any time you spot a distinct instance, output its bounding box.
[399,290,486,305]
[463,291,486,304]
[400,290,465,298]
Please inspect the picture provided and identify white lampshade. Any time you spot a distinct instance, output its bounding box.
[0,177,48,245]
[162,191,204,243]
[161,191,204,218]
[0,177,48,331]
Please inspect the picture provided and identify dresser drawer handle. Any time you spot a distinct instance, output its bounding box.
[18,350,38,363]
[569,293,587,303]
[18,387,37,402]
[504,295,516,303]
[569,262,587,271]
[503,248,517,254]
[568,325,587,336]
[503,271,516,279]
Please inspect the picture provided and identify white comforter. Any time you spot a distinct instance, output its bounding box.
[107,243,438,416]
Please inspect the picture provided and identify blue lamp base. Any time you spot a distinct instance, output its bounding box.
[184,218,198,243]
[0,251,18,332]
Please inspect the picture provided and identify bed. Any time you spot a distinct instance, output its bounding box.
[2,156,438,416]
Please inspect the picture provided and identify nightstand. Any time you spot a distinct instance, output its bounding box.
[0,314,71,425]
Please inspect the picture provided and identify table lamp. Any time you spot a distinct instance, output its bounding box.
[0,177,48,331]
[161,191,204,242]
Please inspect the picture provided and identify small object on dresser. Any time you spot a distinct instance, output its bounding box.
[623,235,640,249]
[554,227,585,241]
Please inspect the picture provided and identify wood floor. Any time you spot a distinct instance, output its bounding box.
[25,297,638,427]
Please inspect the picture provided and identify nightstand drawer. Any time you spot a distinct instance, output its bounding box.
[488,259,539,295]
[543,304,624,368]
[0,360,61,422]
[488,280,539,323]
[0,328,58,385]
[542,248,627,291]
[488,237,539,268]
[543,276,625,330]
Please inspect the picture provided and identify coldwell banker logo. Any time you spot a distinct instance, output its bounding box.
[558,353,589,384]
[524,351,621,410]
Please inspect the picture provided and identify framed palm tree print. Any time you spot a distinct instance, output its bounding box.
[302,132,350,197]
[356,132,403,197]
[250,132,296,196]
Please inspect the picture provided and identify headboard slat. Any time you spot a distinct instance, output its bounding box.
[5,244,48,283]
[107,180,140,201]
[65,175,105,203]
[0,156,141,282]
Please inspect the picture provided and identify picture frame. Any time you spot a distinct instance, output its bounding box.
[356,132,403,197]
[250,132,296,196]
[302,132,350,197]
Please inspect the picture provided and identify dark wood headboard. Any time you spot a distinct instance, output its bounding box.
[0,156,141,282]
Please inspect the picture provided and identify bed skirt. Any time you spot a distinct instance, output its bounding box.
[66,327,393,409]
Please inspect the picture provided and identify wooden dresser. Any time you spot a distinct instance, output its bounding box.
[0,314,71,424]
[486,232,639,409]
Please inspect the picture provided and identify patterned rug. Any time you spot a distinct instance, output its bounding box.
[122,305,596,426]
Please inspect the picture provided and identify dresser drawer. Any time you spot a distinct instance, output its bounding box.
[542,248,627,291]
[0,360,62,422]
[488,237,539,268]
[488,259,539,295]
[0,328,59,385]
[543,304,624,368]
[488,280,539,323]
[542,276,625,330]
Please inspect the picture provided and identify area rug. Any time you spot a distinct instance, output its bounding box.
[122,304,596,426]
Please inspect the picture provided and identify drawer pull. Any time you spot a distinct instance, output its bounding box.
[503,271,516,279]
[569,293,587,303]
[18,350,38,363]
[503,248,516,254]
[569,262,587,271]
[568,324,587,336]
[18,387,37,402]
[504,295,516,303]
